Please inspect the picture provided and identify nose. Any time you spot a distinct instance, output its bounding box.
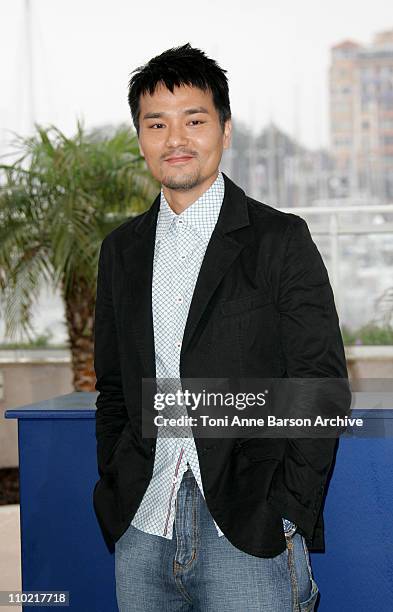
[165,122,188,149]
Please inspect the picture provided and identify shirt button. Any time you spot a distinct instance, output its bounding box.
[175,341,181,349]
[176,295,183,304]
[172,476,178,484]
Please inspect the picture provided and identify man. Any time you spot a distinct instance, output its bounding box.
[93,43,351,611]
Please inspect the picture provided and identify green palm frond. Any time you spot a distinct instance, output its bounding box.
[0,120,158,340]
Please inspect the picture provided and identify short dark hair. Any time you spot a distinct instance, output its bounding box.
[127,43,231,135]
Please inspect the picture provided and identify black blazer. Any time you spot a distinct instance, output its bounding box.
[93,172,351,558]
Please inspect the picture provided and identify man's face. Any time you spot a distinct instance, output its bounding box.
[137,82,231,191]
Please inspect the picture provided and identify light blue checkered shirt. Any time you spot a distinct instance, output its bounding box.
[131,170,225,538]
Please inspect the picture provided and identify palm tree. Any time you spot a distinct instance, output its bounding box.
[0,120,158,390]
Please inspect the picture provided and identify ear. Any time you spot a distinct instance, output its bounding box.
[223,119,232,150]
[138,141,145,158]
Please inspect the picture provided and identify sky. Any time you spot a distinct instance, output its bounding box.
[1,0,393,155]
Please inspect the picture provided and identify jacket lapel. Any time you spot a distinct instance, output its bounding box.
[121,172,253,377]
[121,193,160,378]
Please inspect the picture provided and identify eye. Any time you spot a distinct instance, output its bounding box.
[150,123,165,129]
[189,120,205,125]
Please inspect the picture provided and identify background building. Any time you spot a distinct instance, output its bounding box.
[329,30,393,203]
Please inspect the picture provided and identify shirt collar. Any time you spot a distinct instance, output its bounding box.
[156,171,224,242]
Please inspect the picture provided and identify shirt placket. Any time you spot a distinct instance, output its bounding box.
[162,219,191,536]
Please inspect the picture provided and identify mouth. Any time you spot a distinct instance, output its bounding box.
[164,156,195,165]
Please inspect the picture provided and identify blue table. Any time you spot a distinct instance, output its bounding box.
[5,393,116,611]
[5,393,393,611]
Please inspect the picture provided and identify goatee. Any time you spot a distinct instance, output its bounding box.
[161,171,202,191]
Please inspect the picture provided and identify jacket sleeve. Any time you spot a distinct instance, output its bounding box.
[94,236,129,478]
[267,216,352,542]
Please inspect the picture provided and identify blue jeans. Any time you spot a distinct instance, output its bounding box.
[115,468,319,611]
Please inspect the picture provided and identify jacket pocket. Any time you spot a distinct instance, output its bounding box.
[236,438,284,462]
[220,292,272,316]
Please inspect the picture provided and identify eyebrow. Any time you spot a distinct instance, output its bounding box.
[142,106,210,120]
